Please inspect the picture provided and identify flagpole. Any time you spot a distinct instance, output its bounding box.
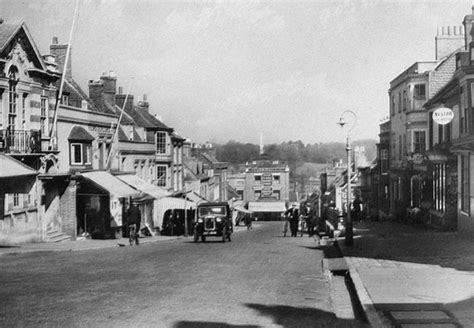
[49,0,80,149]
[105,77,134,170]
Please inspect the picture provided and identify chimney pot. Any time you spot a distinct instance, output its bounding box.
[118,86,123,94]
[52,36,58,44]
[143,94,147,101]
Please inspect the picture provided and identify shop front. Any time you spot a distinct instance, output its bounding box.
[78,171,140,239]
[115,173,171,235]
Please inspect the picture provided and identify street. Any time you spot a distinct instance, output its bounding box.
[0,223,363,328]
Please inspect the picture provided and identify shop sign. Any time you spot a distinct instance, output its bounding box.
[433,107,454,125]
[262,173,272,186]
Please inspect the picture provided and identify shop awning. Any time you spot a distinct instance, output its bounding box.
[0,154,38,193]
[155,197,195,210]
[154,196,196,228]
[115,174,171,199]
[81,171,140,199]
[248,201,287,213]
[234,206,252,214]
[185,191,207,204]
[0,153,38,178]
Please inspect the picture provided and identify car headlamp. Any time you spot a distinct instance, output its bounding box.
[216,218,222,222]
[198,218,203,223]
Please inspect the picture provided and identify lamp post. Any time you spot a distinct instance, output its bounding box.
[337,110,357,246]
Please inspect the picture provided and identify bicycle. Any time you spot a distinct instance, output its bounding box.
[128,224,139,246]
[298,215,307,237]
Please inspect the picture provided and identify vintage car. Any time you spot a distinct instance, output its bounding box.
[194,202,232,242]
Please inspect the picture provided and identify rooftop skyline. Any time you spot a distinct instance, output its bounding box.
[1,0,472,144]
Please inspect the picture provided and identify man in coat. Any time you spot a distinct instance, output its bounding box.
[127,202,142,236]
[285,203,299,237]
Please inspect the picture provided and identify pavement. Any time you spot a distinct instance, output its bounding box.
[333,220,474,327]
[0,225,251,256]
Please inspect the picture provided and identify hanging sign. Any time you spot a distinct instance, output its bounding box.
[433,107,454,125]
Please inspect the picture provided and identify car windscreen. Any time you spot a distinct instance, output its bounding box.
[198,206,227,217]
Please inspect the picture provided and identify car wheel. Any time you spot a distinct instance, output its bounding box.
[201,235,206,242]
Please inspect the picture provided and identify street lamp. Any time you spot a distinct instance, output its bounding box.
[337,110,357,246]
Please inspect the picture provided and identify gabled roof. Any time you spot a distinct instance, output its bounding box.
[171,132,185,141]
[0,22,47,73]
[125,106,172,130]
[117,126,143,142]
[0,22,20,51]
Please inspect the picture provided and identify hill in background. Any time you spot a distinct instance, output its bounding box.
[215,139,377,170]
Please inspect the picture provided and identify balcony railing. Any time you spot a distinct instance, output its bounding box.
[0,129,41,154]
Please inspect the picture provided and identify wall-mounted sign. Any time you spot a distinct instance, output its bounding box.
[262,173,273,186]
[433,107,454,125]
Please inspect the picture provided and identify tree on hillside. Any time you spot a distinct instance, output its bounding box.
[214,139,377,166]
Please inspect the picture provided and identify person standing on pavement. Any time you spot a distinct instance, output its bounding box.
[306,203,318,238]
[352,195,363,222]
[285,203,299,237]
[127,201,142,239]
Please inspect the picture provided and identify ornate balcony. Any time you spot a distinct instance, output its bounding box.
[0,129,41,154]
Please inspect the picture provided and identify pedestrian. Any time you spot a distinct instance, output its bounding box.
[352,195,362,222]
[285,203,299,237]
[305,203,317,238]
[127,201,142,241]
[243,214,252,230]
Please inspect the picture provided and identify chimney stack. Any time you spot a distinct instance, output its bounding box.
[100,71,117,108]
[463,6,474,50]
[49,37,72,80]
[435,25,464,60]
[138,94,149,111]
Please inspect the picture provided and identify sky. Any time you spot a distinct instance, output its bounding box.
[1,0,473,145]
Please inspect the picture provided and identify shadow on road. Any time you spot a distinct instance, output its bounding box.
[244,303,367,328]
